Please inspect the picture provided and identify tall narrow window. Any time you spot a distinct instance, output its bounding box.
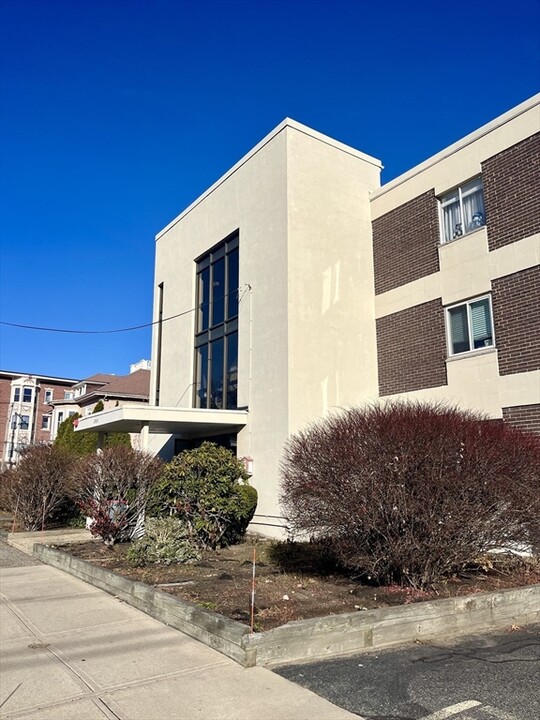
[194,234,239,409]
[155,282,164,405]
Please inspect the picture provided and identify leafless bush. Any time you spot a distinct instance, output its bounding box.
[280,402,540,588]
[71,446,163,546]
[0,445,76,531]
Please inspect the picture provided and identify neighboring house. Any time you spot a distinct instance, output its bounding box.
[77,95,540,537]
[51,367,151,446]
[0,370,78,467]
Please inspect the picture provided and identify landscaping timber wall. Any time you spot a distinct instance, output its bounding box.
[35,544,540,668]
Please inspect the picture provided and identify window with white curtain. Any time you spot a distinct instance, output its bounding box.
[440,177,485,243]
[446,295,494,356]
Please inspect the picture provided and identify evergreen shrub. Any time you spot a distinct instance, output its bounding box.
[126,517,201,566]
[150,442,258,549]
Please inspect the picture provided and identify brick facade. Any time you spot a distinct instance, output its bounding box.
[483,133,540,252]
[0,373,77,466]
[372,190,440,295]
[376,299,447,396]
[0,377,12,464]
[502,404,540,435]
[492,265,540,376]
[33,383,73,444]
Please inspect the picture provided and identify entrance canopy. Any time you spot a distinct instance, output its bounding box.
[76,405,248,437]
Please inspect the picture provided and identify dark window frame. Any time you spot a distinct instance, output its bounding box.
[194,233,239,410]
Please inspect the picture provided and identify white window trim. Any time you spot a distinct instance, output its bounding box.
[445,294,495,358]
[44,389,53,403]
[439,176,485,244]
[42,415,51,430]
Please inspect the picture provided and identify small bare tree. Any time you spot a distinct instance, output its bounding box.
[71,446,162,546]
[0,445,76,531]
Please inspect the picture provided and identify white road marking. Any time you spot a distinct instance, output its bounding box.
[422,701,482,720]
[481,706,518,720]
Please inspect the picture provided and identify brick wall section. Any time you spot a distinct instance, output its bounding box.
[376,298,447,396]
[372,190,440,295]
[0,377,12,463]
[492,265,540,376]
[502,405,540,435]
[482,133,540,252]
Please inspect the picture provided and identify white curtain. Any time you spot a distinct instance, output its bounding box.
[461,178,485,232]
[442,191,461,242]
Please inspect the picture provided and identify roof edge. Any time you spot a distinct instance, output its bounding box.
[156,119,382,239]
[371,94,540,201]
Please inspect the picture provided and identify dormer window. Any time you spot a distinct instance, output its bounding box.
[440,177,485,243]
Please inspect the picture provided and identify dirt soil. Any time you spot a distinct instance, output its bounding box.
[60,538,540,632]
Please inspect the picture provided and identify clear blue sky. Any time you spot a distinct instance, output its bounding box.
[1,0,539,380]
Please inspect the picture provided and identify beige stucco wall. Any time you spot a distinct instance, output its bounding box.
[148,126,290,531]
[148,121,383,535]
[286,128,381,433]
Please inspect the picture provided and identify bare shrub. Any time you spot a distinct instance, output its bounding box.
[0,445,76,531]
[71,446,163,546]
[280,402,540,588]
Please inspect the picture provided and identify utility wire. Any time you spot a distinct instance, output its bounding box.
[0,286,250,335]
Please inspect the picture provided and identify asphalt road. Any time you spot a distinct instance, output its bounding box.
[0,528,41,568]
[274,626,540,720]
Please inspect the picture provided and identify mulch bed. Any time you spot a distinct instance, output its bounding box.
[61,538,540,632]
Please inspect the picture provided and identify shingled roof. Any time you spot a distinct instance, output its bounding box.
[79,373,118,386]
[98,369,150,398]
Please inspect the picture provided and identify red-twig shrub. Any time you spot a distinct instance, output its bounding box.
[280,402,540,588]
[0,445,76,530]
[71,446,163,546]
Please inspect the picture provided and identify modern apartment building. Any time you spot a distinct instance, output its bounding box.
[78,95,540,537]
[0,371,78,467]
[371,101,539,434]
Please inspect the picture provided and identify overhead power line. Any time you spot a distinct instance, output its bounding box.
[0,285,251,335]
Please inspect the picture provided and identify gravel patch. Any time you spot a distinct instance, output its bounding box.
[0,539,41,567]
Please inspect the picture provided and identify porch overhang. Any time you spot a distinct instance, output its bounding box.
[75,405,248,437]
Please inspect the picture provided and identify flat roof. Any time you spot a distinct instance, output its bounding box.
[76,405,248,436]
[0,370,79,383]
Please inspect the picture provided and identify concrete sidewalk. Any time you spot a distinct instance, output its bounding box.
[0,562,361,720]
[6,528,93,556]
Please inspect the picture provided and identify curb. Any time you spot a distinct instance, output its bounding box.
[34,543,540,668]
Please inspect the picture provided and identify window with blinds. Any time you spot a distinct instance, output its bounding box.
[446,296,494,356]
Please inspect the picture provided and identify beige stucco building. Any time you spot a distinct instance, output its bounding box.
[78,95,540,537]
